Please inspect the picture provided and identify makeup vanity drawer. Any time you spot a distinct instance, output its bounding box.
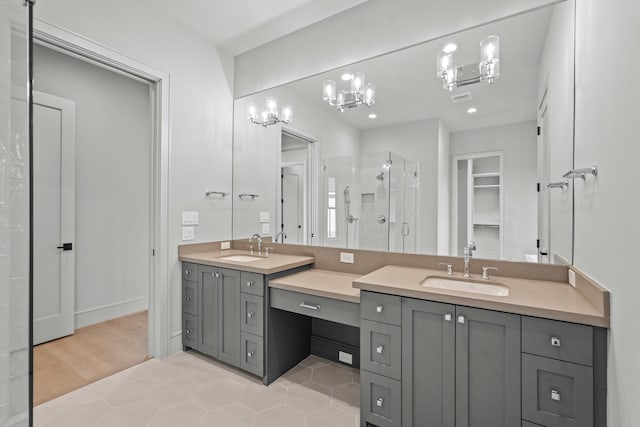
[182,262,197,281]
[361,291,402,326]
[361,319,402,381]
[241,271,264,297]
[522,353,593,427]
[270,288,360,327]
[361,370,402,427]
[241,293,264,337]
[522,316,593,366]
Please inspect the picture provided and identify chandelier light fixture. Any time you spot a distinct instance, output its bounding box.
[436,35,500,91]
[247,96,293,127]
[323,72,376,112]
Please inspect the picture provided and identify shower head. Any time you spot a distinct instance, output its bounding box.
[376,171,385,181]
[344,186,351,203]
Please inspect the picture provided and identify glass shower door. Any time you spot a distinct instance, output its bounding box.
[1,0,31,424]
[358,152,390,251]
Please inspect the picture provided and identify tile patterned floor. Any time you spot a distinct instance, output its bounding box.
[34,352,360,427]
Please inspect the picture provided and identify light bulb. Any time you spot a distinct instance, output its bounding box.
[266,96,278,117]
[351,72,364,94]
[443,43,457,54]
[261,110,268,123]
[365,83,376,105]
[282,104,293,123]
[247,103,257,121]
[323,80,336,103]
[480,35,500,83]
[437,51,454,78]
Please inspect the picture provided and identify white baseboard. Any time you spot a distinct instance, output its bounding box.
[75,296,148,328]
[169,331,183,355]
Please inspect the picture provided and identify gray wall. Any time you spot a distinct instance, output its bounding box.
[573,0,640,425]
[34,44,151,327]
[234,0,563,97]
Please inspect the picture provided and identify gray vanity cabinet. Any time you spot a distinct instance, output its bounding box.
[198,265,220,357]
[400,298,521,427]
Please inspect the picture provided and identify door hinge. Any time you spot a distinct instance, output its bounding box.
[536,239,540,249]
[537,126,541,136]
[56,243,73,251]
[152,249,155,256]
[537,182,541,192]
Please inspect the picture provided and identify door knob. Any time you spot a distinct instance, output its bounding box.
[57,243,73,251]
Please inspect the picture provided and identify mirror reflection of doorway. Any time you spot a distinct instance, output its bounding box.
[278,130,315,245]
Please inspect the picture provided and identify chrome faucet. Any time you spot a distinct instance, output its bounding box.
[275,231,287,243]
[463,241,476,278]
[249,234,262,255]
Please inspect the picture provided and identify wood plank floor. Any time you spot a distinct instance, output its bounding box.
[34,310,149,406]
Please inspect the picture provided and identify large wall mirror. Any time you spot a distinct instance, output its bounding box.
[232,0,575,264]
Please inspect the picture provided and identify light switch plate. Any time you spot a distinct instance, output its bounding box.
[568,269,576,287]
[182,226,195,241]
[340,252,355,264]
[220,241,231,250]
[339,351,353,365]
[261,223,270,234]
[182,211,199,226]
[259,212,270,223]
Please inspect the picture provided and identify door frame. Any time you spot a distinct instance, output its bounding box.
[280,162,306,244]
[33,20,171,358]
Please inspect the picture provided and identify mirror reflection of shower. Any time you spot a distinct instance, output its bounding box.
[344,186,358,248]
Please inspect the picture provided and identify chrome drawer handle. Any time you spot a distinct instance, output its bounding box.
[186,329,191,334]
[551,389,561,401]
[247,351,255,358]
[185,270,191,276]
[246,281,254,287]
[212,272,221,278]
[376,305,384,313]
[300,303,320,310]
[458,315,465,324]
[551,337,561,347]
[376,398,384,407]
[376,345,384,354]
[444,313,452,322]
[186,296,192,301]
[247,312,255,318]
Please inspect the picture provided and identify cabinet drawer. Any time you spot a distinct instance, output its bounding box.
[241,293,264,337]
[182,262,197,281]
[182,281,198,316]
[361,370,401,427]
[270,288,359,327]
[182,313,198,350]
[361,291,401,326]
[522,354,593,427]
[361,320,401,381]
[522,316,593,366]
[241,271,264,297]
[240,332,264,377]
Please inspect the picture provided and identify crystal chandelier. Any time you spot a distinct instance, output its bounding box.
[436,35,500,91]
[247,97,293,127]
[323,72,376,112]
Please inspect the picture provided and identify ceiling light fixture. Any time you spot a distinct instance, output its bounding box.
[436,35,500,91]
[247,97,293,127]
[323,72,376,112]
[368,113,377,119]
[467,107,478,114]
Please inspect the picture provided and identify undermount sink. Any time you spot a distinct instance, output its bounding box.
[219,255,263,262]
[421,276,509,297]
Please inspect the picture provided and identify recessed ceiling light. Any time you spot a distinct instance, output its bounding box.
[443,43,458,54]
[368,113,377,119]
[467,107,478,114]
[341,73,353,81]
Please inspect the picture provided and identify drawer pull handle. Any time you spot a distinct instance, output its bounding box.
[551,337,561,347]
[247,351,255,358]
[551,389,561,401]
[186,296,192,301]
[213,272,221,278]
[300,303,320,311]
[376,345,384,354]
[185,270,191,276]
[247,312,255,318]
[376,305,384,313]
[376,398,384,407]
[444,313,452,322]
[458,315,466,324]
[246,281,254,287]
[186,329,191,334]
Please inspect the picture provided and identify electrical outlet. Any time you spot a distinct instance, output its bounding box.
[182,226,195,241]
[340,252,355,264]
[568,269,576,287]
[261,223,270,234]
[182,211,199,226]
[338,351,353,365]
[259,212,270,223]
[220,241,231,250]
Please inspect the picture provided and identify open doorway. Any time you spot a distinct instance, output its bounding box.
[31,42,153,405]
[277,129,316,245]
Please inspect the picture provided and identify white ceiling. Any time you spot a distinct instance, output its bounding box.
[284,6,553,132]
[143,0,368,55]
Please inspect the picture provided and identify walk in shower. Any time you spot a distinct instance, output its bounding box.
[321,152,419,253]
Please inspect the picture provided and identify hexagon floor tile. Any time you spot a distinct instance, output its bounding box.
[33,352,360,427]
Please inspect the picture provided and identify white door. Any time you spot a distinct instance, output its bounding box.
[281,166,303,244]
[33,91,76,345]
[537,96,551,263]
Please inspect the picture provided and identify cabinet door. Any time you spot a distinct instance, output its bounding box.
[402,298,455,427]
[218,268,241,367]
[199,266,219,357]
[455,306,521,427]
